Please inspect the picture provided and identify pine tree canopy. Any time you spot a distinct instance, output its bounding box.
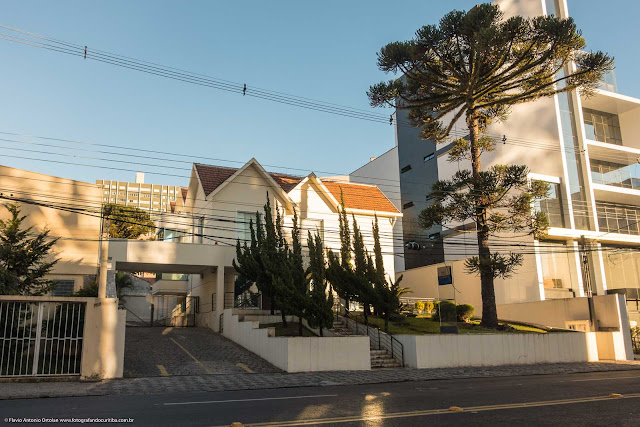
[368,3,613,141]
[0,203,60,296]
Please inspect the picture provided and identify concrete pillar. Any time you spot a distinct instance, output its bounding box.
[98,235,109,299]
[215,266,225,331]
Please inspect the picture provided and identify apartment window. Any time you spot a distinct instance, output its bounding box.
[52,280,75,296]
[534,181,565,228]
[423,153,435,162]
[539,242,575,290]
[602,245,640,290]
[237,211,260,243]
[583,108,622,145]
[403,201,414,210]
[401,165,412,174]
[596,202,640,235]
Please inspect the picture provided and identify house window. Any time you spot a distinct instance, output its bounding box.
[401,165,412,173]
[237,211,260,243]
[52,280,75,296]
[302,219,324,244]
[424,153,435,162]
[403,201,414,210]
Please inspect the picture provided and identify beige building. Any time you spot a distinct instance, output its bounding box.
[96,172,182,214]
[0,164,102,296]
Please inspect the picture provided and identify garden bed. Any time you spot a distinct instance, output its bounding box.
[355,314,547,335]
[259,322,317,337]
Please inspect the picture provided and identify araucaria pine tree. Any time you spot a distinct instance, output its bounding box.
[0,203,60,295]
[368,4,612,327]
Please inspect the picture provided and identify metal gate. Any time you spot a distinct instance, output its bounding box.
[0,300,86,377]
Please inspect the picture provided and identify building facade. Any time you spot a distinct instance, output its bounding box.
[0,165,102,296]
[96,172,181,214]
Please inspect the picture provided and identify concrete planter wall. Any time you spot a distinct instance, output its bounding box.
[395,332,599,369]
[222,310,370,372]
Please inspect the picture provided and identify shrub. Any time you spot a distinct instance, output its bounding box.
[414,301,425,312]
[437,301,457,322]
[456,304,475,323]
[389,313,406,322]
[424,300,435,314]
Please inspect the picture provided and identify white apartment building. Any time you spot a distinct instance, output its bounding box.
[358,0,640,323]
[96,172,182,214]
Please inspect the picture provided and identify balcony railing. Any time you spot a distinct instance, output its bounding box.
[591,162,640,190]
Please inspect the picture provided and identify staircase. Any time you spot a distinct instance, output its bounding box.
[370,348,403,369]
[331,320,353,336]
[330,318,403,369]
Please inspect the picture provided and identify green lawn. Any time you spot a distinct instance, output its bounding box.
[260,322,317,337]
[357,315,547,335]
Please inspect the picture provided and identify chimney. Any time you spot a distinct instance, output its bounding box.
[370,157,377,162]
[135,172,144,184]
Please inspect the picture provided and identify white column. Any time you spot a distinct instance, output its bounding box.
[215,266,225,331]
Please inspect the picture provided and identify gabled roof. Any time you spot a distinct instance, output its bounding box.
[320,180,400,214]
[194,163,304,196]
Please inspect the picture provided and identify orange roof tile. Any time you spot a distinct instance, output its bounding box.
[321,180,399,214]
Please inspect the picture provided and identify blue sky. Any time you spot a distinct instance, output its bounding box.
[0,0,638,187]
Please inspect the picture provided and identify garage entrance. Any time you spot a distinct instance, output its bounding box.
[123,326,279,377]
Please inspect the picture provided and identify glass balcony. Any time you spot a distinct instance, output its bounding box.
[591,160,640,190]
[597,202,640,235]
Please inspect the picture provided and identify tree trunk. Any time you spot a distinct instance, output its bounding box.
[468,114,499,328]
[281,308,287,327]
[319,327,323,337]
[270,296,275,315]
[298,316,303,336]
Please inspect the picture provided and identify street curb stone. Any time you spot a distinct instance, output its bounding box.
[1,361,639,400]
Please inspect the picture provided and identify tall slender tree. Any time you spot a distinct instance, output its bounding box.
[306,231,334,336]
[368,4,612,327]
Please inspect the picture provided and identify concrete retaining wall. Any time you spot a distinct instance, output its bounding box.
[222,310,370,372]
[395,332,597,369]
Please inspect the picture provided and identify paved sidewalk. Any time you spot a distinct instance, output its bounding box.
[1,361,639,400]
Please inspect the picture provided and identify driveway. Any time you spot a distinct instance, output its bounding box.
[124,326,280,377]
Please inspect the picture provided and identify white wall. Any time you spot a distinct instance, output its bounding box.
[287,178,397,279]
[397,253,542,316]
[349,147,405,272]
[222,310,371,372]
[396,332,596,369]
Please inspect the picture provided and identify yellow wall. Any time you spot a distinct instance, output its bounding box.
[0,165,102,292]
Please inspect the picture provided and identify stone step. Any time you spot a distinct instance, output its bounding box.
[371,362,403,369]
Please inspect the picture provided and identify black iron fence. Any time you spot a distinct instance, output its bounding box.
[1,300,86,377]
[224,292,262,310]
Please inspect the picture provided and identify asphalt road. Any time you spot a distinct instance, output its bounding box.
[1,370,639,426]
